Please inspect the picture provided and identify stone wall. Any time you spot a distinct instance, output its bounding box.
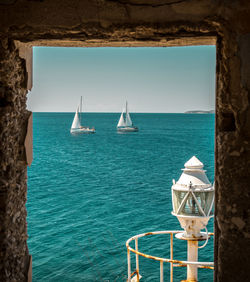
[0,38,31,281]
[0,0,249,281]
[215,25,250,281]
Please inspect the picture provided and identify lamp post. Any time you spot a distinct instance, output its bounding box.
[171,156,214,282]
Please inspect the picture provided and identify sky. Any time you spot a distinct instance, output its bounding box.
[27,46,216,113]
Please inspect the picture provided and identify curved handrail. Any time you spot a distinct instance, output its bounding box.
[126,230,214,282]
[126,230,214,266]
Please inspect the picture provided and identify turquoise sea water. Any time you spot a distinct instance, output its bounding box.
[27,113,215,282]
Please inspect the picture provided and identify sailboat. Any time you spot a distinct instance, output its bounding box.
[70,97,95,134]
[117,101,138,132]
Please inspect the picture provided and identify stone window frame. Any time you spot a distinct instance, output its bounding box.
[1,21,247,280]
[20,33,218,279]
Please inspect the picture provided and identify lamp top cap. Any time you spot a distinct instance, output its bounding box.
[184,156,204,169]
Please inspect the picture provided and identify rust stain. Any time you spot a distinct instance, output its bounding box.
[199,265,214,270]
[130,270,137,277]
[173,263,187,267]
[136,269,140,282]
[144,232,154,236]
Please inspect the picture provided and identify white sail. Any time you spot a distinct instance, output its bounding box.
[125,101,133,126]
[71,107,81,129]
[117,110,126,127]
[126,111,133,126]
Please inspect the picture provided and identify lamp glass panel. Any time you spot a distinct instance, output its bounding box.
[182,194,203,216]
[172,190,186,213]
[193,191,214,215]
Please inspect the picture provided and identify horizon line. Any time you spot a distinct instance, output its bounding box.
[30,111,215,114]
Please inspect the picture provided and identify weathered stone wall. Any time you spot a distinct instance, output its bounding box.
[0,0,249,281]
[215,24,250,281]
[0,38,30,281]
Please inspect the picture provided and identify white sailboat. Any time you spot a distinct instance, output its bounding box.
[70,97,95,134]
[117,101,138,132]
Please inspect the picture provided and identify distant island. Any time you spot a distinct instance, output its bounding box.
[184,110,215,114]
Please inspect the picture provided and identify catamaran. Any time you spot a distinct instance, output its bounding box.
[117,101,138,132]
[70,97,95,134]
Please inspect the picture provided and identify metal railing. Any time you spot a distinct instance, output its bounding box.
[126,230,214,282]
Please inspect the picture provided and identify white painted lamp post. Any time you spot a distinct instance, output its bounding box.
[171,156,214,282]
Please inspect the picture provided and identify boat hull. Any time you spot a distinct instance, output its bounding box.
[70,127,96,134]
[117,126,139,132]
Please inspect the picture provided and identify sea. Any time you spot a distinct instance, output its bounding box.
[27,113,215,282]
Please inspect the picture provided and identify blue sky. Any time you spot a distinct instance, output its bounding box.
[27,46,216,113]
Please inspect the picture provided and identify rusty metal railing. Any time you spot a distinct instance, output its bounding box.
[126,230,214,282]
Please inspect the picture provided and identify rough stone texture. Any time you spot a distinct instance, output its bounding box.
[0,37,30,281]
[0,0,250,281]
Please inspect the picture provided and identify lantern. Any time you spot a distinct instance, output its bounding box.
[171,156,214,239]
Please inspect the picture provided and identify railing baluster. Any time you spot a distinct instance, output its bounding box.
[160,261,164,282]
[127,249,131,282]
[170,233,173,282]
[135,238,139,281]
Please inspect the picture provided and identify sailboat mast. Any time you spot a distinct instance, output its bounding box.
[80,96,82,125]
[125,101,128,124]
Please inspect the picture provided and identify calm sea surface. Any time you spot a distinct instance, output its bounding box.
[27,113,215,282]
